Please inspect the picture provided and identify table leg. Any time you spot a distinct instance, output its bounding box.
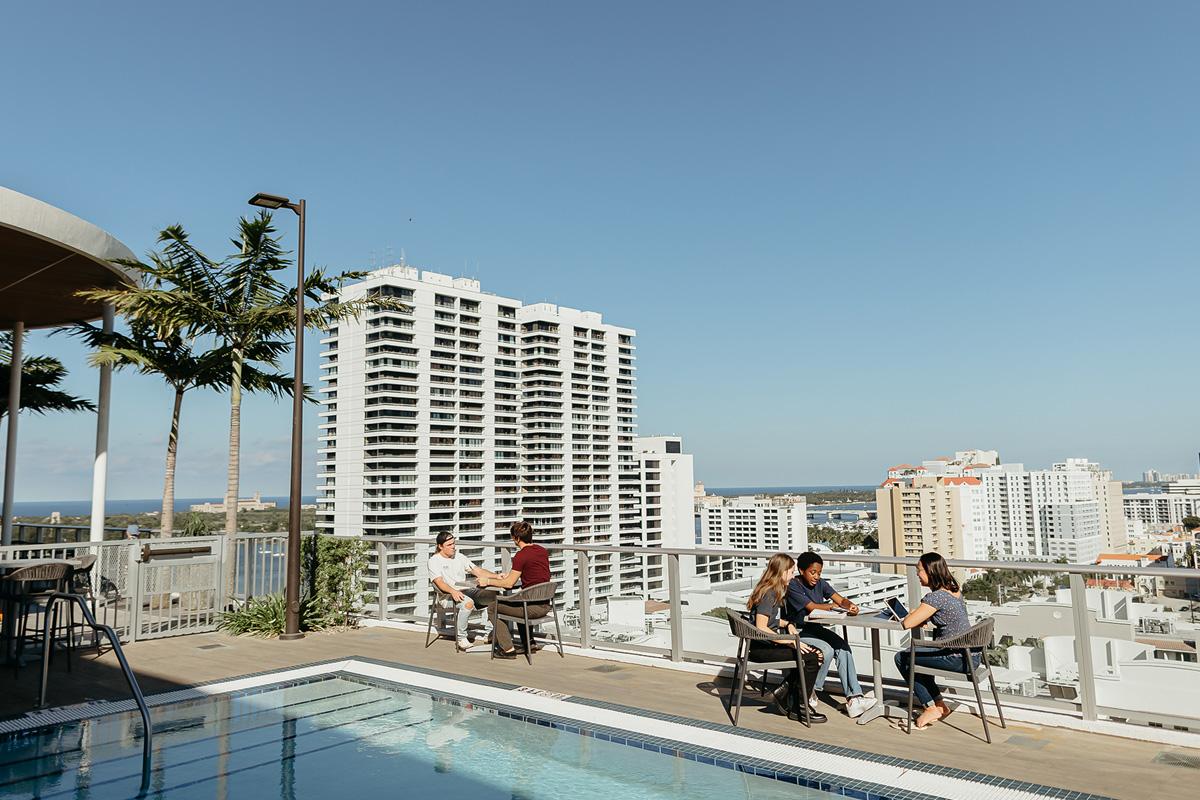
[856,628,907,725]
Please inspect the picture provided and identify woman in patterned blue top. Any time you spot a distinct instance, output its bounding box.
[893,552,976,729]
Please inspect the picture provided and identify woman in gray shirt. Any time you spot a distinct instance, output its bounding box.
[894,552,976,729]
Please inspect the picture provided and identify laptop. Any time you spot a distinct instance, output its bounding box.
[876,597,909,621]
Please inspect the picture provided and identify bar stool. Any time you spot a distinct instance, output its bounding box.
[3,563,74,676]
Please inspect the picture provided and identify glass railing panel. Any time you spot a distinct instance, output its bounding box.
[1080,568,1200,732]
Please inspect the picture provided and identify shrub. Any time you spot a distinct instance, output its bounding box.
[219,534,369,637]
[217,594,334,637]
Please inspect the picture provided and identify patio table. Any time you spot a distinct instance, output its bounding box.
[805,611,908,726]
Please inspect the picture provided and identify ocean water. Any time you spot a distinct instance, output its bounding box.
[708,485,874,496]
[11,496,317,518]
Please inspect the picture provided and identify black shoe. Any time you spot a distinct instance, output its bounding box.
[788,708,827,724]
[769,683,794,714]
[493,648,518,660]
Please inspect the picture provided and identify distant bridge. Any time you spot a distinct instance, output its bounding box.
[806,508,875,521]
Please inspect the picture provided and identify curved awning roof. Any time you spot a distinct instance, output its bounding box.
[0,186,138,329]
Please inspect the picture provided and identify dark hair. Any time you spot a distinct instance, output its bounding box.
[510,520,534,544]
[796,551,823,571]
[919,552,959,593]
[435,532,456,548]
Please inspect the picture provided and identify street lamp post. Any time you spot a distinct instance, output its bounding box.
[248,192,306,640]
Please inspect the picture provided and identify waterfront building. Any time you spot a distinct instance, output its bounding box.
[189,492,277,513]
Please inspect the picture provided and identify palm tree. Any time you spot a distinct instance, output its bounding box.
[68,319,293,536]
[0,332,95,418]
[83,213,398,597]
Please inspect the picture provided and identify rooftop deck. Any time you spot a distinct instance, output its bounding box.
[3,625,1193,800]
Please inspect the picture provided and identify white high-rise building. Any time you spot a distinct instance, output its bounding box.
[317,266,636,617]
[698,495,808,579]
[631,436,698,595]
[976,458,1122,563]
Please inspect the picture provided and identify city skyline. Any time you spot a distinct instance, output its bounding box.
[4,3,1200,500]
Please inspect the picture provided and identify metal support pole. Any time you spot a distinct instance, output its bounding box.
[1068,572,1098,721]
[90,305,114,542]
[668,553,683,662]
[281,200,306,641]
[2,321,23,547]
[905,564,922,608]
[376,540,387,621]
[576,551,591,650]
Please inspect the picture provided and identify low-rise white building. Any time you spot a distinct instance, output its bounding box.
[698,494,808,579]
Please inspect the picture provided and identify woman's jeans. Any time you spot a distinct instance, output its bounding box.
[799,624,864,698]
[894,647,982,708]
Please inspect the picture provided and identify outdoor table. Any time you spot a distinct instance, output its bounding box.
[805,611,908,726]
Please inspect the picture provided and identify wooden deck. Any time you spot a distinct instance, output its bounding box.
[2,625,1194,800]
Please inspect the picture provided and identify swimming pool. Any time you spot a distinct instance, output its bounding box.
[1,675,839,800]
[0,658,1114,800]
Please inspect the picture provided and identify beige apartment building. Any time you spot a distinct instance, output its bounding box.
[876,475,982,572]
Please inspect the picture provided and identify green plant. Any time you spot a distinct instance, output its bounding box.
[217,593,334,637]
[302,533,370,624]
[180,512,211,537]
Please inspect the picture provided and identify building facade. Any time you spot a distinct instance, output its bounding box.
[316,266,636,617]
[697,495,808,579]
[876,475,984,566]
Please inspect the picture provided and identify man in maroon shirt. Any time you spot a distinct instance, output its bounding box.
[476,521,552,658]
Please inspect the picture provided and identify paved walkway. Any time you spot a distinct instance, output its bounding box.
[2,626,1194,800]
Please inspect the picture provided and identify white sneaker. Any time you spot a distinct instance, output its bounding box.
[808,693,820,712]
[455,638,471,651]
[846,695,877,719]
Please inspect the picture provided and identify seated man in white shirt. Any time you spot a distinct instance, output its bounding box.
[428,532,500,651]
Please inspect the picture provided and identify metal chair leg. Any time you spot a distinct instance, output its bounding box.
[522,606,533,665]
[969,658,992,743]
[730,656,747,727]
[425,605,437,648]
[905,647,917,734]
[552,607,564,658]
[986,664,1007,728]
[796,654,811,728]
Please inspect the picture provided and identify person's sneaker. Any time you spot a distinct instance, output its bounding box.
[808,693,820,712]
[455,638,471,652]
[846,695,877,719]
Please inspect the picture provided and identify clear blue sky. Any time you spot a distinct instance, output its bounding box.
[3,2,1199,500]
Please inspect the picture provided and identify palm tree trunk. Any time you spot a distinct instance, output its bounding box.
[160,387,185,537]
[223,349,244,601]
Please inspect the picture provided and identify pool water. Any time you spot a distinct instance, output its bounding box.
[0,677,840,799]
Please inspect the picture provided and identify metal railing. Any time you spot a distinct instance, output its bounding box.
[360,536,1200,732]
[4,532,1198,735]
